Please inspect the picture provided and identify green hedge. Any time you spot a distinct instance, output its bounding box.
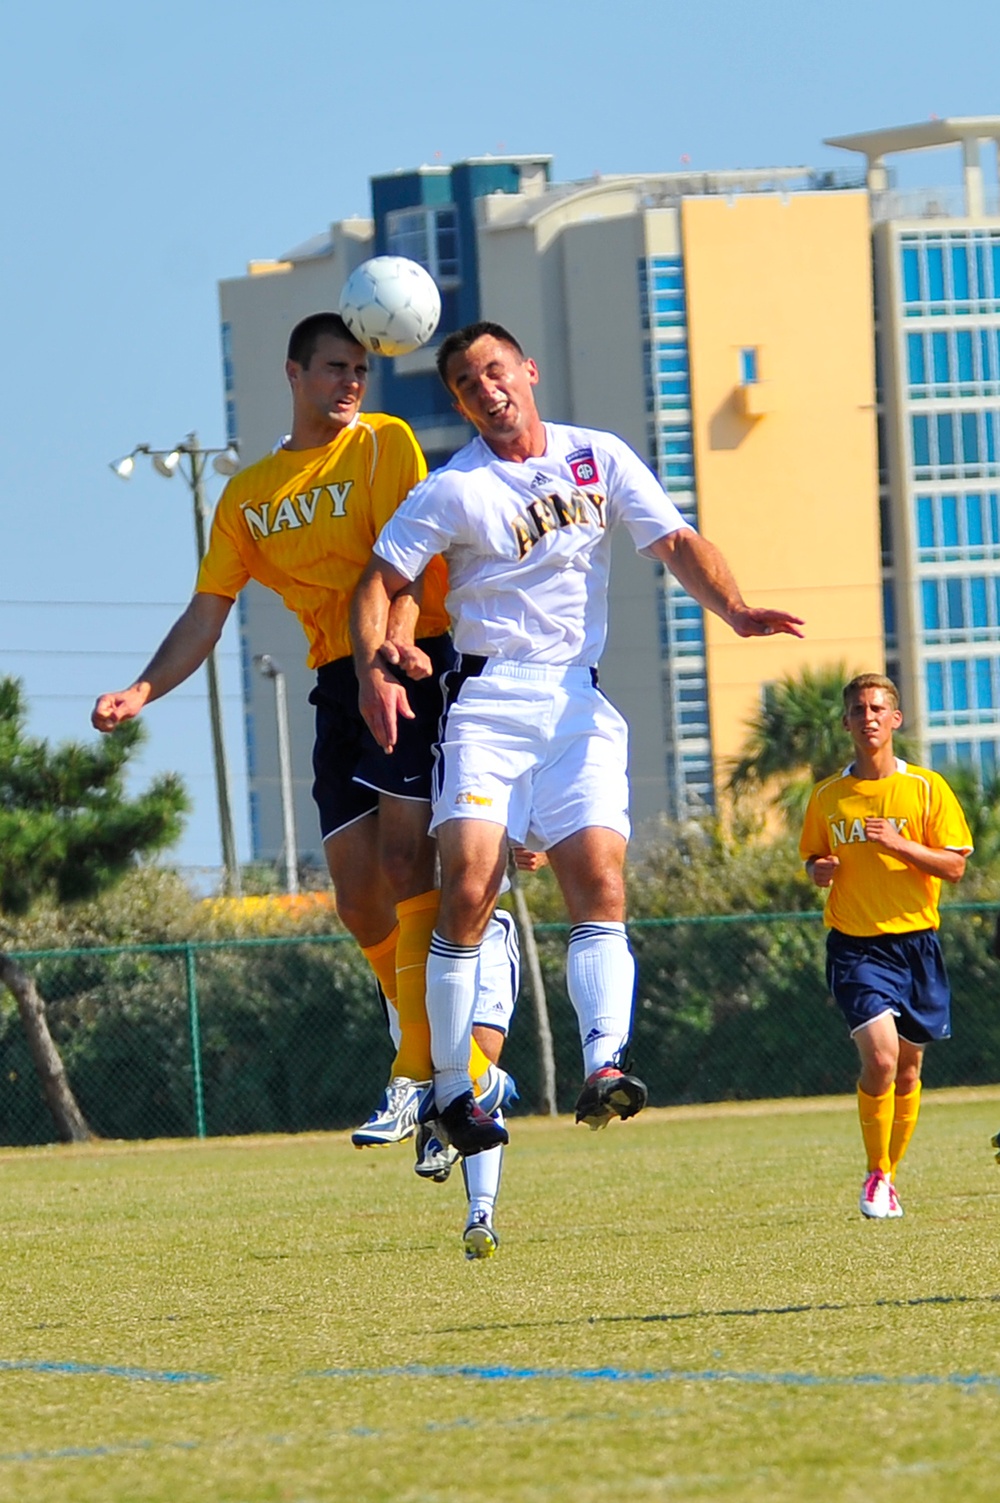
[3,906,999,1144]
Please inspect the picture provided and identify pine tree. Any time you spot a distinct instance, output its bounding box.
[0,678,189,1139]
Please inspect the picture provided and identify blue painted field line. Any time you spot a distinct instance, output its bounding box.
[305,1362,1000,1391]
[0,1360,217,1385]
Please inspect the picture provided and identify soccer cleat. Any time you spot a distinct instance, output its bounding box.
[414,1120,460,1182]
[992,1130,1000,1164]
[474,1063,518,1117]
[463,1209,499,1260]
[438,1092,509,1158]
[859,1168,891,1219]
[574,1065,648,1131]
[351,1077,430,1148]
[885,1180,904,1218]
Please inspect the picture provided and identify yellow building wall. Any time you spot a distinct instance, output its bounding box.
[680,191,883,792]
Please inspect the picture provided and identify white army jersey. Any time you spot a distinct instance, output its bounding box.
[374,423,690,665]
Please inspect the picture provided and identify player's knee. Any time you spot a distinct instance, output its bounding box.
[380,843,436,900]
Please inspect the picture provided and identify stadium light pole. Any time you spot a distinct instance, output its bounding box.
[254,654,299,896]
[109,433,243,897]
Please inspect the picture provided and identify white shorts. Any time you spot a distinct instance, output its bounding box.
[430,659,631,850]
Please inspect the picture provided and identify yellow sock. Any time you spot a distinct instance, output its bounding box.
[392,891,438,1081]
[858,1085,894,1174]
[889,1082,922,1179]
[360,926,399,1011]
[469,1036,491,1089]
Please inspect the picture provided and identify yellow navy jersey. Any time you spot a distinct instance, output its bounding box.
[197,414,448,668]
[799,759,973,936]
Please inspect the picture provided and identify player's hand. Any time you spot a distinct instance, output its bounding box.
[91,686,148,733]
[358,664,415,753]
[378,640,434,680]
[808,855,840,887]
[863,817,904,853]
[511,847,548,872]
[730,607,805,639]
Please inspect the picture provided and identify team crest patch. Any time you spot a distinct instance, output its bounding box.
[567,448,599,487]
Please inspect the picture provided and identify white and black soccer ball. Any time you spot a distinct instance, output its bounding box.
[338,256,442,357]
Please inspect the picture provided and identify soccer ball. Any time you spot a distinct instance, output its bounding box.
[338,256,442,357]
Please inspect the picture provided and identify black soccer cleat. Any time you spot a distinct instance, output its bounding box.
[438,1092,509,1158]
[992,1129,1000,1165]
[574,1066,648,1131]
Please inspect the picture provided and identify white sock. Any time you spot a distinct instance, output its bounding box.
[426,932,480,1111]
[463,1109,504,1216]
[566,921,635,1077]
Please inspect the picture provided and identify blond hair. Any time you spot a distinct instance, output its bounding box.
[842,673,900,712]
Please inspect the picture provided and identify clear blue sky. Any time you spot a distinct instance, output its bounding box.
[3,0,998,880]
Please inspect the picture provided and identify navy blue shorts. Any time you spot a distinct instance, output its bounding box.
[309,634,455,841]
[825,928,952,1045]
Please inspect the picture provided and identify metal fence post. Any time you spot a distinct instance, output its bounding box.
[184,943,207,1139]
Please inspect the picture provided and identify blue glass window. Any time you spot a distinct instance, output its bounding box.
[937,414,955,468]
[946,578,965,627]
[952,244,971,302]
[927,660,945,713]
[992,245,1000,299]
[907,333,926,387]
[927,247,945,303]
[882,581,896,640]
[966,493,985,548]
[990,493,1000,544]
[971,577,989,627]
[955,741,974,764]
[932,332,949,384]
[917,496,934,549]
[962,412,980,464]
[739,348,758,384]
[987,412,998,465]
[980,330,995,383]
[957,330,974,385]
[922,579,940,630]
[941,494,959,550]
[930,743,949,771]
[983,741,998,778]
[975,659,994,709]
[912,416,930,468]
[951,660,969,712]
[902,247,921,304]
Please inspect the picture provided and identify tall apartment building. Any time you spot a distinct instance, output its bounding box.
[828,119,1000,779]
[218,149,885,865]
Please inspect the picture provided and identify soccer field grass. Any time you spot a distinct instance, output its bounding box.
[2,1091,1000,1503]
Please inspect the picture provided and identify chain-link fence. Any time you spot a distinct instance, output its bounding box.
[3,905,999,1145]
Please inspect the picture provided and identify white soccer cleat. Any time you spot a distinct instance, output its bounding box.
[885,1179,904,1218]
[351,1077,430,1147]
[859,1168,891,1219]
[414,1121,460,1182]
[463,1209,499,1260]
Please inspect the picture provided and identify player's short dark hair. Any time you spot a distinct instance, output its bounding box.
[842,673,900,712]
[286,312,362,369]
[436,321,526,392]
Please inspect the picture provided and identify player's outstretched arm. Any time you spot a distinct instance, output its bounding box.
[652,530,804,639]
[91,592,233,732]
[351,557,419,753]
